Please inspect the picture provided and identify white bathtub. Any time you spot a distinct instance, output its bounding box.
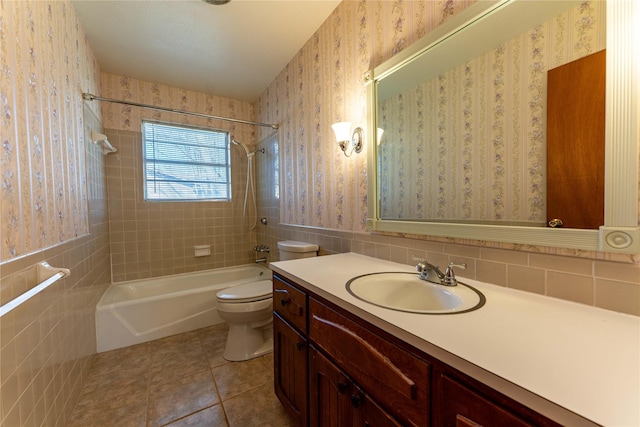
[96,264,272,352]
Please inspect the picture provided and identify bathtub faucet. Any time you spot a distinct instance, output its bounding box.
[254,245,269,264]
[254,245,270,253]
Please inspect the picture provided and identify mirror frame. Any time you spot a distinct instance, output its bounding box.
[365,0,639,253]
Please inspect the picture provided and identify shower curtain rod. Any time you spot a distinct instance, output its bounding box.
[82,93,279,130]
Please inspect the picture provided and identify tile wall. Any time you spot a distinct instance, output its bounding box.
[104,129,257,282]
[0,106,111,426]
[258,221,640,317]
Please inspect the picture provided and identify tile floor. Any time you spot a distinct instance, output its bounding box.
[68,324,293,427]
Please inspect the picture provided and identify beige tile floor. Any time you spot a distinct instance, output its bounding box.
[68,324,293,427]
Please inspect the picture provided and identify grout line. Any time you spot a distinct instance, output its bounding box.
[199,328,232,427]
[144,343,153,427]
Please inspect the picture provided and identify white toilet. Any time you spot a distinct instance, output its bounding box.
[215,240,318,361]
[277,240,320,261]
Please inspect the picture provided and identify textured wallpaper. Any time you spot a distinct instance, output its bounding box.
[0,0,100,261]
[378,1,606,224]
[256,0,619,235]
[256,0,477,232]
[99,73,257,146]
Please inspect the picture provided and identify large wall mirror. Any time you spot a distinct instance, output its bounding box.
[365,0,639,253]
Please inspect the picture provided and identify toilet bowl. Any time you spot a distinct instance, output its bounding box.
[217,241,319,362]
[216,280,274,361]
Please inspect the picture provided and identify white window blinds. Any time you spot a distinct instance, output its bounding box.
[142,121,231,201]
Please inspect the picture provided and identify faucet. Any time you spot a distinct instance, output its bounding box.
[254,245,270,264]
[412,256,466,287]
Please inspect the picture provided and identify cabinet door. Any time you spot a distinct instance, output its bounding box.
[309,298,429,426]
[309,346,402,427]
[274,313,308,426]
[351,383,403,427]
[434,373,540,427]
[309,345,352,427]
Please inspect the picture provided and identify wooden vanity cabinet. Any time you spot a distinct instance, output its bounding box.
[309,345,402,427]
[432,367,562,427]
[273,277,309,426]
[273,273,564,427]
[308,297,430,427]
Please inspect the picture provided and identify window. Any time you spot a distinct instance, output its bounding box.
[142,121,231,201]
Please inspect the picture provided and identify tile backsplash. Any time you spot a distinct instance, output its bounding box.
[258,221,640,317]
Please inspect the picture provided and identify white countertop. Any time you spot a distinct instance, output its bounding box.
[270,253,640,427]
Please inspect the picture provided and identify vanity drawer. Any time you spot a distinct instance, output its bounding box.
[308,297,430,427]
[273,276,307,333]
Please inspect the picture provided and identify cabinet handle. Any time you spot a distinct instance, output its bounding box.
[351,394,362,408]
[280,298,291,306]
[337,382,348,394]
[296,341,305,351]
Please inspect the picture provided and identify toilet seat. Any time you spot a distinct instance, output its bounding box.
[216,280,272,303]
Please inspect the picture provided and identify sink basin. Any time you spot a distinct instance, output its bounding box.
[346,272,485,314]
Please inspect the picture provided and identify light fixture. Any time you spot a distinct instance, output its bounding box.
[331,122,363,157]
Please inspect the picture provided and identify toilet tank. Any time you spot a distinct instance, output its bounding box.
[277,240,319,261]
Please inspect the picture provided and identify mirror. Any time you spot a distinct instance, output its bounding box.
[365,0,639,253]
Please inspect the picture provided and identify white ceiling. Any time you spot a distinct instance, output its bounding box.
[72,0,341,102]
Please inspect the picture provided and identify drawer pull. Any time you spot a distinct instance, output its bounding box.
[274,288,304,316]
[296,341,305,351]
[351,394,362,408]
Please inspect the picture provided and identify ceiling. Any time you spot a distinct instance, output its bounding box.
[72,0,341,103]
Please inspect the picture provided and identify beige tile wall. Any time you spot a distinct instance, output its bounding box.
[104,129,257,282]
[0,107,111,426]
[261,223,640,317]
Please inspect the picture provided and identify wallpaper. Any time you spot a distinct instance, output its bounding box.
[378,1,606,224]
[0,0,100,261]
[100,73,256,145]
[256,0,477,232]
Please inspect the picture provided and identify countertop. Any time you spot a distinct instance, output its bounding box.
[270,253,640,427]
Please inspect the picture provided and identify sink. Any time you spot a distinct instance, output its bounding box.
[346,272,485,314]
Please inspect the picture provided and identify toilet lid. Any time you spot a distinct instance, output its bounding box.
[216,280,272,303]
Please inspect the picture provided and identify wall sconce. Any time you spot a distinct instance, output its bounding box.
[332,122,363,157]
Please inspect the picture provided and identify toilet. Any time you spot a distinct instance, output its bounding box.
[277,240,319,261]
[216,240,318,361]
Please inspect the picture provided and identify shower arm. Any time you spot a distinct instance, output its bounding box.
[82,93,279,130]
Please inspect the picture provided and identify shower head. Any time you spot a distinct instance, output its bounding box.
[231,139,252,156]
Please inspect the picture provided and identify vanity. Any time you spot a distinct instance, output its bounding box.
[271,253,640,427]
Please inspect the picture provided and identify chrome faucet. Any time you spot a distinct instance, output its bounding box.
[413,256,466,287]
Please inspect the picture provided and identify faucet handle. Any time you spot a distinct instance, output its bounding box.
[411,255,427,272]
[447,262,467,270]
[443,262,467,286]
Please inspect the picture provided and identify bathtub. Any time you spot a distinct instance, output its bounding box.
[96,264,272,352]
